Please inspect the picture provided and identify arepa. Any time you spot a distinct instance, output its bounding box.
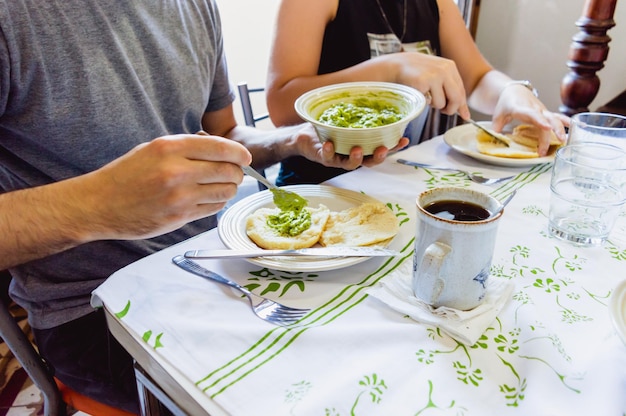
[320,202,399,246]
[476,124,562,159]
[246,205,331,250]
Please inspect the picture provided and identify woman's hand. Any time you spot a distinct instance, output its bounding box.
[491,84,570,155]
[382,52,471,120]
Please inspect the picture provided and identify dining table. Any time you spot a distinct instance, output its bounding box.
[91,132,626,416]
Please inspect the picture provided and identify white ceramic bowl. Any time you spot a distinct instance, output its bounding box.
[295,82,427,155]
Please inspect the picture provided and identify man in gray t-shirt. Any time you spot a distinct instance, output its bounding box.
[0,0,401,411]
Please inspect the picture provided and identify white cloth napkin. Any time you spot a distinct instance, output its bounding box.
[367,261,514,345]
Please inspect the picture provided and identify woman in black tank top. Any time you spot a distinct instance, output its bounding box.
[267,0,568,185]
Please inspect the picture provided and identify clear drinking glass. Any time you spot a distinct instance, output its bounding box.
[548,143,626,246]
[568,112,626,150]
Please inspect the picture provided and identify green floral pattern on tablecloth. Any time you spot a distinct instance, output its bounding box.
[100,148,626,415]
[235,168,618,412]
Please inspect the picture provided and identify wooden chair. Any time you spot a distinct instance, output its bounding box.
[0,269,135,416]
[237,81,271,190]
[560,0,619,116]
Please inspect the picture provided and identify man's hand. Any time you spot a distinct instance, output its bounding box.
[0,133,253,270]
[79,133,252,240]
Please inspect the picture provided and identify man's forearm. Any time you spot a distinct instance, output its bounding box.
[226,124,304,170]
[0,180,90,270]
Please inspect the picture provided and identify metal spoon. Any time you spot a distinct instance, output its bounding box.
[194,129,308,209]
[492,190,517,217]
[241,165,308,210]
[396,159,515,186]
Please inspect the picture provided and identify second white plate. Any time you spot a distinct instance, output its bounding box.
[610,279,626,346]
[218,185,390,272]
[443,122,555,167]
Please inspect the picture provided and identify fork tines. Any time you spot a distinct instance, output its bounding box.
[254,299,310,326]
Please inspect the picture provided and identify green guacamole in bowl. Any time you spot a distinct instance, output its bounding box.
[317,99,404,128]
[295,82,427,155]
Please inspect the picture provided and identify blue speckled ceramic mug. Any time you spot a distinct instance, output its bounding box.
[413,187,504,311]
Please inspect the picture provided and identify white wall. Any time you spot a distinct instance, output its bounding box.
[216,0,279,87]
[215,0,280,125]
[216,0,626,123]
[475,0,626,114]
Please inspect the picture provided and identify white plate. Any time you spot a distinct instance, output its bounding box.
[218,185,390,272]
[443,122,555,167]
[610,279,626,346]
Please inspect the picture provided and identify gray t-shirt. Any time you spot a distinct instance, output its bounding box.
[0,0,235,329]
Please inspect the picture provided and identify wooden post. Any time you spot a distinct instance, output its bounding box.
[559,0,618,116]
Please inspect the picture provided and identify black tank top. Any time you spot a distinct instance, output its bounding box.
[278,0,440,186]
[320,0,440,74]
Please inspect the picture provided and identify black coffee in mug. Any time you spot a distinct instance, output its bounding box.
[424,200,491,221]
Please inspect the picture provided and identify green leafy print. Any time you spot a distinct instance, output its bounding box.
[387,202,410,226]
[580,286,611,307]
[492,245,586,281]
[421,169,471,189]
[494,349,529,407]
[325,373,387,416]
[353,373,387,412]
[412,231,603,408]
[518,355,582,394]
[472,333,490,350]
[512,291,533,322]
[605,239,626,261]
[142,330,164,350]
[532,278,561,293]
[324,373,388,416]
[522,205,545,217]
[415,335,485,388]
[413,320,583,407]
[285,380,312,415]
[114,300,131,319]
[494,332,520,354]
[490,245,545,280]
[426,327,443,341]
[415,349,435,365]
[414,380,468,415]
[245,268,317,297]
[115,300,164,350]
[551,246,586,273]
[454,361,483,387]
[524,333,571,363]
[556,296,592,324]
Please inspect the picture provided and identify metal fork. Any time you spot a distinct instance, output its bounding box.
[396,159,515,185]
[172,256,310,326]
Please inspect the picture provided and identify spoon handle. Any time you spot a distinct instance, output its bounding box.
[493,190,517,216]
[396,159,458,172]
[241,165,275,190]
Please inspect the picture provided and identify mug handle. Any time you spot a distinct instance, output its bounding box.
[415,242,451,305]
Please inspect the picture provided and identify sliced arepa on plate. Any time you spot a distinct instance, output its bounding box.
[320,202,399,247]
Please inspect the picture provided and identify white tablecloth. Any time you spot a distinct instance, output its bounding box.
[93,137,626,415]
